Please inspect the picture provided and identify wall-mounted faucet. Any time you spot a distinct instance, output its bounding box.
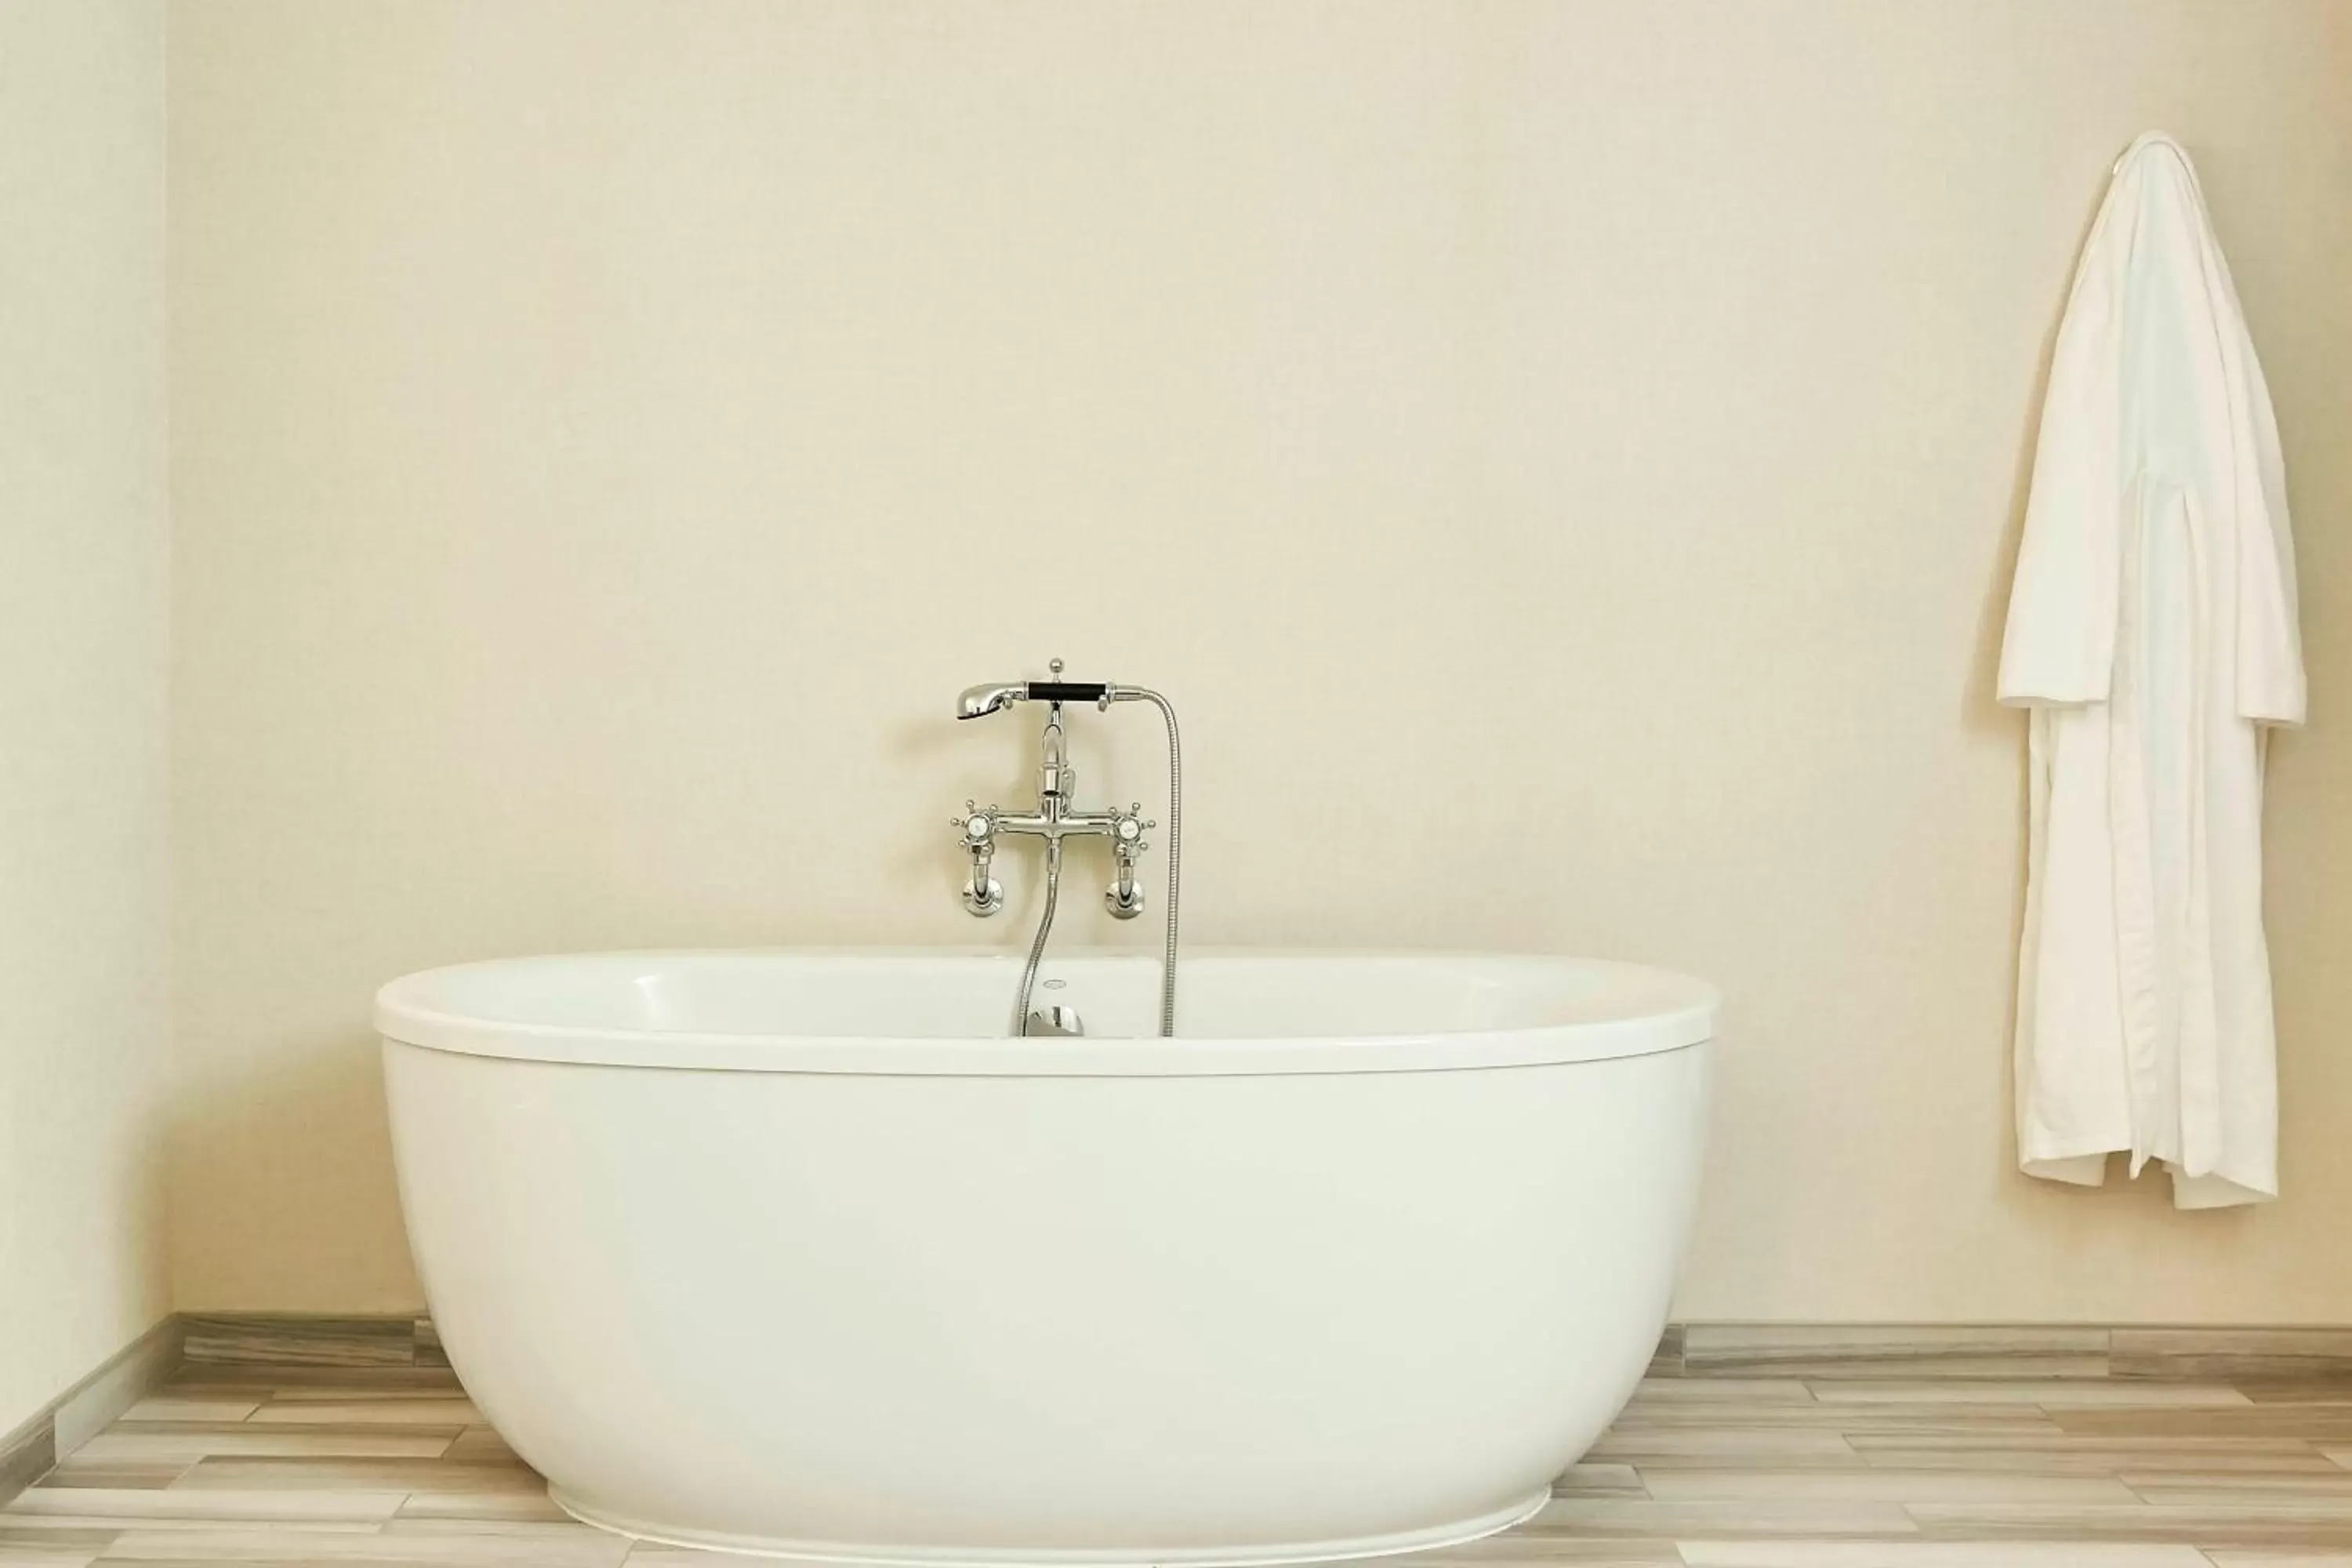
[955,697,1152,923]
[953,660,1183,1039]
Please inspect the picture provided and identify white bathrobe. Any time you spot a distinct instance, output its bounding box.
[1999,132,2306,1209]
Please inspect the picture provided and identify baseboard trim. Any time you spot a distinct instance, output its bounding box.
[0,1314,182,1504]
[1655,1322,2352,1381]
[154,1314,2352,1385]
[170,1313,2352,1384]
[181,1312,442,1370]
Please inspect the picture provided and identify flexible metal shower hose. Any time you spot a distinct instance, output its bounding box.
[1124,688,1182,1038]
[1009,836,1064,1037]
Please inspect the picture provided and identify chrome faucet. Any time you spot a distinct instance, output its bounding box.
[953,661,1184,1038]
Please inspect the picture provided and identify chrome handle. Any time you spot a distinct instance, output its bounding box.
[955,802,1004,916]
[1105,803,1151,920]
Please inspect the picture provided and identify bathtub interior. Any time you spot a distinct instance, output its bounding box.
[377,949,1711,1044]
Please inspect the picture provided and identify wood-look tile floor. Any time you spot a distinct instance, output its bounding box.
[10,1366,2352,1566]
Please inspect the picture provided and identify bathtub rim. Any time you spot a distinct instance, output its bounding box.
[374,947,1716,1076]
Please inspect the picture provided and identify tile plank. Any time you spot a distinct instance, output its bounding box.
[111,1405,253,1428]
[1641,1469,2139,1504]
[2237,1385,2352,1407]
[24,1468,187,1494]
[74,1427,455,1465]
[28,1520,382,1536]
[379,1519,608,1539]
[1857,1442,2342,1476]
[1907,1500,2352,1548]
[1552,1465,1645,1497]
[168,1458,536,1495]
[1591,1428,1860,1463]
[5,1492,404,1525]
[210,1387,469,1406]
[93,1523,629,1564]
[1680,1544,2209,1566]
[0,1532,118,1551]
[392,1495,564,1523]
[165,1369,461,1396]
[2123,1471,2352,1505]
[2053,1410,2352,1443]
[244,1401,482,1428]
[1615,1403,2064,1436]
[1624,1379,1818,1406]
[0,1548,107,1568]
[1386,1544,1686,1566]
[1526,1497,1920,1538]
[439,1432,519,1466]
[1809,1382,2251,1410]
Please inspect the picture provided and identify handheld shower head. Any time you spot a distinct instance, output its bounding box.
[956,666,1109,720]
[956,683,1025,720]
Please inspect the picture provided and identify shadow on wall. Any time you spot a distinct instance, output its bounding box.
[1970,175,2089,1197]
[170,1029,426,1311]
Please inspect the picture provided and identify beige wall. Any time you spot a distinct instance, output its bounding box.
[0,2,172,1435]
[168,2,2352,1319]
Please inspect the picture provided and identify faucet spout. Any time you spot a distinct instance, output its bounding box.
[1036,705,1073,812]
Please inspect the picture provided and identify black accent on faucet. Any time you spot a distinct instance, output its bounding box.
[1027,681,1108,704]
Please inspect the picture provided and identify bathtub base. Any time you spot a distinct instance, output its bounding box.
[548,1486,1553,1567]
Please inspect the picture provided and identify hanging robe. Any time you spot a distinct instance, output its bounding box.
[1998,132,2306,1209]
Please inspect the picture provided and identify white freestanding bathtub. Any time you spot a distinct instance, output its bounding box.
[377,949,1715,1566]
